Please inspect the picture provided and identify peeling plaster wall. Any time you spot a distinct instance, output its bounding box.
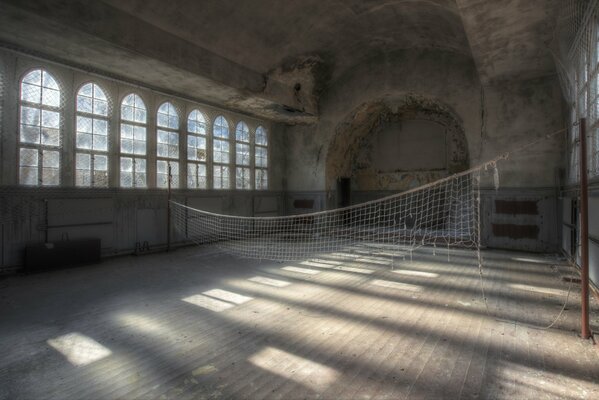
[284,48,565,252]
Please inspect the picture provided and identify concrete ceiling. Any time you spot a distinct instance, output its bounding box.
[0,0,561,123]
[456,0,561,84]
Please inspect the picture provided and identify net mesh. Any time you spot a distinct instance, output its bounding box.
[171,170,480,262]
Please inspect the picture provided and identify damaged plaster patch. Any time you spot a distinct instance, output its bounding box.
[325,94,469,193]
[264,54,332,117]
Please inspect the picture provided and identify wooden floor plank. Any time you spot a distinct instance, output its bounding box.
[0,247,598,400]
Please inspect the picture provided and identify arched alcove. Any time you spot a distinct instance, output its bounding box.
[325,95,469,203]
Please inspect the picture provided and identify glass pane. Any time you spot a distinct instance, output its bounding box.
[21,83,41,103]
[21,106,40,126]
[77,116,93,133]
[77,96,93,113]
[20,148,38,167]
[256,126,268,145]
[76,153,91,170]
[41,128,60,147]
[77,132,92,150]
[236,121,249,142]
[20,125,40,144]
[42,88,60,107]
[22,69,42,85]
[41,110,60,128]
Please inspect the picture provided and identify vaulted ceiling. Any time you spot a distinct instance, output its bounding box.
[0,0,561,123]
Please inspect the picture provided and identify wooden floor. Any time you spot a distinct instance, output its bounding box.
[0,246,598,399]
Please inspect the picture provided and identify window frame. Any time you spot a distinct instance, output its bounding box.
[18,68,62,187]
[156,101,180,189]
[119,92,148,188]
[212,115,231,189]
[187,109,209,189]
[74,82,110,188]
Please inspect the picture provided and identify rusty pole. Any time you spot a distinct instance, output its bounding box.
[579,118,590,339]
[167,163,172,252]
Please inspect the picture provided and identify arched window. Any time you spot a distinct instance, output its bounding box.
[156,102,180,188]
[120,93,147,188]
[187,109,207,189]
[213,115,230,189]
[255,126,268,190]
[235,121,251,189]
[19,69,61,186]
[75,82,109,187]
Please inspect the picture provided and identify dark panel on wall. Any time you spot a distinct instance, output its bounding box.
[293,199,315,209]
[495,200,538,215]
[492,224,539,240]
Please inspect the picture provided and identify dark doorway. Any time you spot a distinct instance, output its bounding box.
[337,177,351,208]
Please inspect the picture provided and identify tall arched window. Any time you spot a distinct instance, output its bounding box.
[156,102,180,188]
[213,115,230,189]
[19,69,61,186]
[120,93,147,188]
[235,121,251,189]
[75,82,109,187]
[187,109,207,189]
[255,126,268,190]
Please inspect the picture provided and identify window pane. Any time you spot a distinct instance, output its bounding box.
[157,102,179,129]
[188,109,207,135]
[256,126,268,146]
[255,168,268,190]
[236,143,250,166]
[121,94,146,123]
[214,165,230,189]
[236,121,249,142]
[19,148,38,185]
[256,146,268,168]
[214,115,229,138]
[188,134,207,161]
[236,167,251,189]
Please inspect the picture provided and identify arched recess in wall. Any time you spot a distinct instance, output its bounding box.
[325,95,469,200]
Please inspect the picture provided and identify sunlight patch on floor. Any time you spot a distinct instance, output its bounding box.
[248,276,291,287]
[300,260,336,269]
[248,346,339,391]
[508,284,568,297]
[182,294,235,312]
[282,266,320,275]
[370,279,423,292]
[392,269,439,278]
[334,265,375,274]
[203,289,253,305]
[116,313,166,334]
[47,332,112,366]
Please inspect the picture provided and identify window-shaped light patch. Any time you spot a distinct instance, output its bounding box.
[203,289,253,305]
[248,347,339,391]
[19,69,62,186]
[183,294,234,312]
[282,266,320,275]
[182,288,253,312]
[47,332,111,366]
[334,265,374,274]
[508,284,568,297]
[370,279,422,292]
[248,276,290,288]
[392,269,439,278]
